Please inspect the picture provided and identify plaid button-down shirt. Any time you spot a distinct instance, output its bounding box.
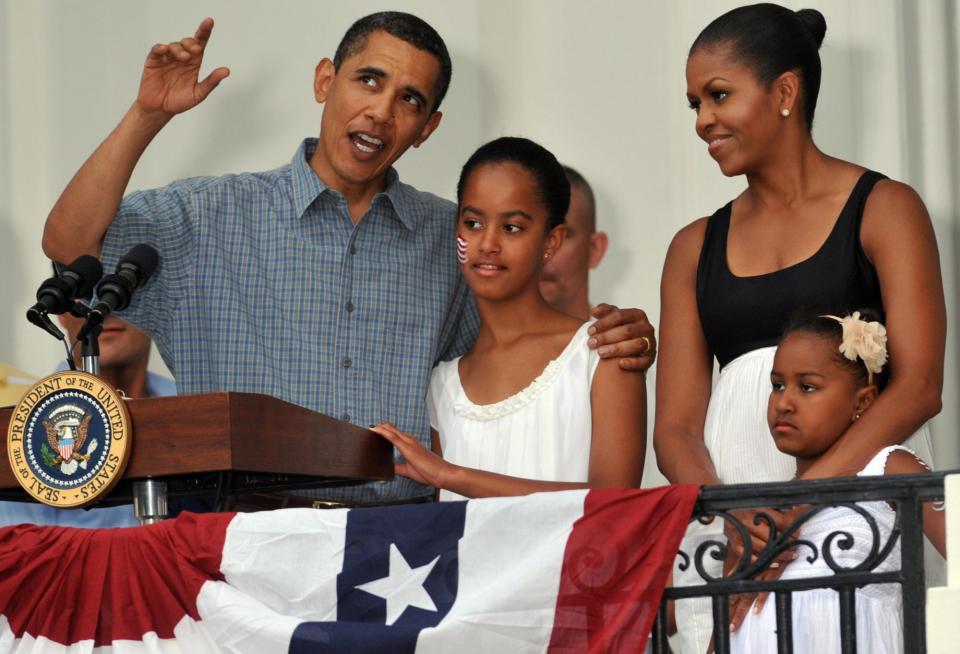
[101,138,478,502]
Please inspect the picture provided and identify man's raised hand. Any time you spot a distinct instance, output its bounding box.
[138,18,230,117]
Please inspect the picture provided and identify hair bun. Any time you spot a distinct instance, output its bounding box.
[796,8,827,48]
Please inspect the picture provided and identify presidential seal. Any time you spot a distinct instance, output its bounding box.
[6,371,131,508]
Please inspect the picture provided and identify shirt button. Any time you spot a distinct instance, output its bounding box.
[345,301,354,313]
[349,244,357,255]
[342,357,352,368]
[341,413,350,422]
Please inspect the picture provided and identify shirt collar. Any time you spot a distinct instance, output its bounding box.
[289,139,329,218]
[289,138,416,231]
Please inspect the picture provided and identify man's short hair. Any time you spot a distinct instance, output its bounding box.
[562,165,597,232]
[334,12,452,112]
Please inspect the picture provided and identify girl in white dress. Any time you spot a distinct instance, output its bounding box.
[728,311,945,654]
[372,137,646,499]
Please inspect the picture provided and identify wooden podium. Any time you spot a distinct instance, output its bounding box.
[0,392,394,515]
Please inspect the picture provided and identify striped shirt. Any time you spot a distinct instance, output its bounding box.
[101,138,478,502]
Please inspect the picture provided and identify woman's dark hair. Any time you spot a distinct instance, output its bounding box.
[781,308,889,391]
[456,137,570,231]
[690,3,827,129]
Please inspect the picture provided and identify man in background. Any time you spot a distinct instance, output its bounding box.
[55,306,176,400]
[539,166,609,321]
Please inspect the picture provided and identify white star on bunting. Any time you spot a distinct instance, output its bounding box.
[355,543,440,625]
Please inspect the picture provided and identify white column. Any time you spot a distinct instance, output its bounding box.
[927,474,960,652]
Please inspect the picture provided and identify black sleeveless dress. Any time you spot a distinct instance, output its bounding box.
[691,170,888,487]
[697,170,885,370]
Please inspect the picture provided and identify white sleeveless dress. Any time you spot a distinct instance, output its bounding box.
[730,445,928,653]
[675,348,938,654]
[427,321,600,502]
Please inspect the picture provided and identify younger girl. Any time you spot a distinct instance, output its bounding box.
[730,310,946,653]
[373,137,645,499]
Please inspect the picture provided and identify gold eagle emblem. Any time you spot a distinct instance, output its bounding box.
[43,413,92,465]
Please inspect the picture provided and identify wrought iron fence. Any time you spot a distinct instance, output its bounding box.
[651,471,948,654]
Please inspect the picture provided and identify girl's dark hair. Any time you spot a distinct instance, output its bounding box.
[690,3,827,129]
[456,137,570,231]
[781,308,888,391]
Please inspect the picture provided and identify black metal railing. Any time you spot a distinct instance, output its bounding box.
[652,471,948,654]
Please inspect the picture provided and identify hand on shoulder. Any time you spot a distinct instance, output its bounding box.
[587,304,657,371]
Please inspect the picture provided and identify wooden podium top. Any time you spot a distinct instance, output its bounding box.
[0,392,393,492]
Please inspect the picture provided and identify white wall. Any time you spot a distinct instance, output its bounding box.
[1,1,957,477]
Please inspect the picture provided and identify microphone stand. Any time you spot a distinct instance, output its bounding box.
[76,306,166,524]
[65,302,100,375]
[80,323,101,376]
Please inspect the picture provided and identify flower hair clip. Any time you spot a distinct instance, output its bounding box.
[822,311,888,383]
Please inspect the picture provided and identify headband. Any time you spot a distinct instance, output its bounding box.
[822,311,888,384]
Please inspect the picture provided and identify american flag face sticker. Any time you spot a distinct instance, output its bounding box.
[456,235,469,264]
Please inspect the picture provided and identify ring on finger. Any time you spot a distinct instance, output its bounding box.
[640,336,652,353]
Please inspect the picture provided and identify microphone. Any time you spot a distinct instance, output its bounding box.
[28,255,102,316]
[77,244,159,341]
[92,244,159,313]
[26,255,103,339]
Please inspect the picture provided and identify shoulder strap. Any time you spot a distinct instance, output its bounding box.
[695,203,733,296]
[858,444,927,477]
[823,170,887,289]
[846,170,888,230]
[699,202,731,261]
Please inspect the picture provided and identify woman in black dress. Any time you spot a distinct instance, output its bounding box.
[654,5,945,650]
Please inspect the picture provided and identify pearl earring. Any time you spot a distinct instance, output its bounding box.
[780,108,790,117]
[854,413,861,421]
